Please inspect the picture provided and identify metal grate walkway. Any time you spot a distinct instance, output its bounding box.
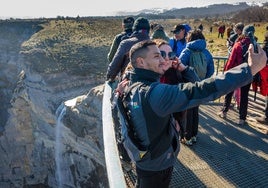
[123,90,268,187]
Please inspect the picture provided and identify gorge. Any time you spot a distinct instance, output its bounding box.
[0,18,113,187]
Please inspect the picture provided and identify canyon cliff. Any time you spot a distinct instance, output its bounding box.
[0,18,116,187]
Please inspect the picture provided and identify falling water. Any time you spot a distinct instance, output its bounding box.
[55,103,66,188]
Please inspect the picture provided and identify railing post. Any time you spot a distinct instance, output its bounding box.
[213,56,228,75]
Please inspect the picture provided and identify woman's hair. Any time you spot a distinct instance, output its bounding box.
[152,38,169,48]
[186,29,205,42]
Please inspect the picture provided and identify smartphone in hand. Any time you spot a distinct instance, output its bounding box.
[248,31,258,53]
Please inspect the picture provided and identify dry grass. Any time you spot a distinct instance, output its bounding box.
[19,18,267,78]
[149,18,267,57]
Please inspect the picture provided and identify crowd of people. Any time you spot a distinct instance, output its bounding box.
[106,16,268,188]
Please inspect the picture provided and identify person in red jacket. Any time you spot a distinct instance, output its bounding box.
[218,25,255,125]
[255,32,268,124]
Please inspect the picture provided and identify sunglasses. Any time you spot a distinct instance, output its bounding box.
[160,51,176,60]
[173,30,181,35]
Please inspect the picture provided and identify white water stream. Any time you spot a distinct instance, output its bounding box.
[55,103,66,188]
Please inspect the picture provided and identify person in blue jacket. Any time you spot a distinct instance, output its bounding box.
[169,24,191,57]
[179,29,215,78]
[119,39,266,188]
[178,29,215,145]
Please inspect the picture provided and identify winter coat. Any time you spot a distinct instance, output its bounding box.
[107,29,133,63]
[178,39,215,79]
[224,37,250,71]
[260,41,268,96]
[106,31,150,81]
[260,65,268,96]
[169,38,186,57]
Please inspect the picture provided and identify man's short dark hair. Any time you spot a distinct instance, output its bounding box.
[129,40,156,67]
[123,17,134,30]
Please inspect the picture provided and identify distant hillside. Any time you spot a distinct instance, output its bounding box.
[158,3,250,19]
[116,2,251,19]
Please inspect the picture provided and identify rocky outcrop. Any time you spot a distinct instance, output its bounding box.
[0,19,111,187]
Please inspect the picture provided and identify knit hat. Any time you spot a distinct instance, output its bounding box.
[242,25,255,36]
[123,17,134,30]
[133,17,150,32]
[151,23,164,32]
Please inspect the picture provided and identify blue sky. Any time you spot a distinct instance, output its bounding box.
[1,0,266,18]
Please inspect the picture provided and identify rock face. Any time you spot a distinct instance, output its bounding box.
[0,19,112,187]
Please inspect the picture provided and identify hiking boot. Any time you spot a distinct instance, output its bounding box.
[238,119,246,125]
[255,116,268,125]
[191,136,197,143]
[218,111,227,118]
[181,138,193,146]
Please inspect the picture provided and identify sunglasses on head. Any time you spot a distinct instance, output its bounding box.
[160,51,176,60]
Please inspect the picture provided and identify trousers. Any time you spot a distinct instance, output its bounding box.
[222,83,251,120]
[185,106,199,140]
[135,166,173,188]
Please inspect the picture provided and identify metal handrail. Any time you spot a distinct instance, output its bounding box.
[102,81,127,188]
[213,56,228,75]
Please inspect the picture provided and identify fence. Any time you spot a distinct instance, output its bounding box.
[213,56,228,75]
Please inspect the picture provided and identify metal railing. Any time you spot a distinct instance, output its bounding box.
[102,81,127,188]
[213,56,228,75]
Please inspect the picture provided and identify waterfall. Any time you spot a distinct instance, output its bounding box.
[55,103,66,188]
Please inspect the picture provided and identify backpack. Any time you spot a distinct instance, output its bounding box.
[189,49,207,79]
[112,82,150,162]
[113,82,176,162]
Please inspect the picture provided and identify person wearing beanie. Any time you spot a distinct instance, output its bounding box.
[107,17,134,63]
[132,17,150,33]
[106,17,150,82]
[242,25,255,36]
[150,23,169,42]
[218,24,256,125]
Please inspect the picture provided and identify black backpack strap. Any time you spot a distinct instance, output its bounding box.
[120,82,145,147]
